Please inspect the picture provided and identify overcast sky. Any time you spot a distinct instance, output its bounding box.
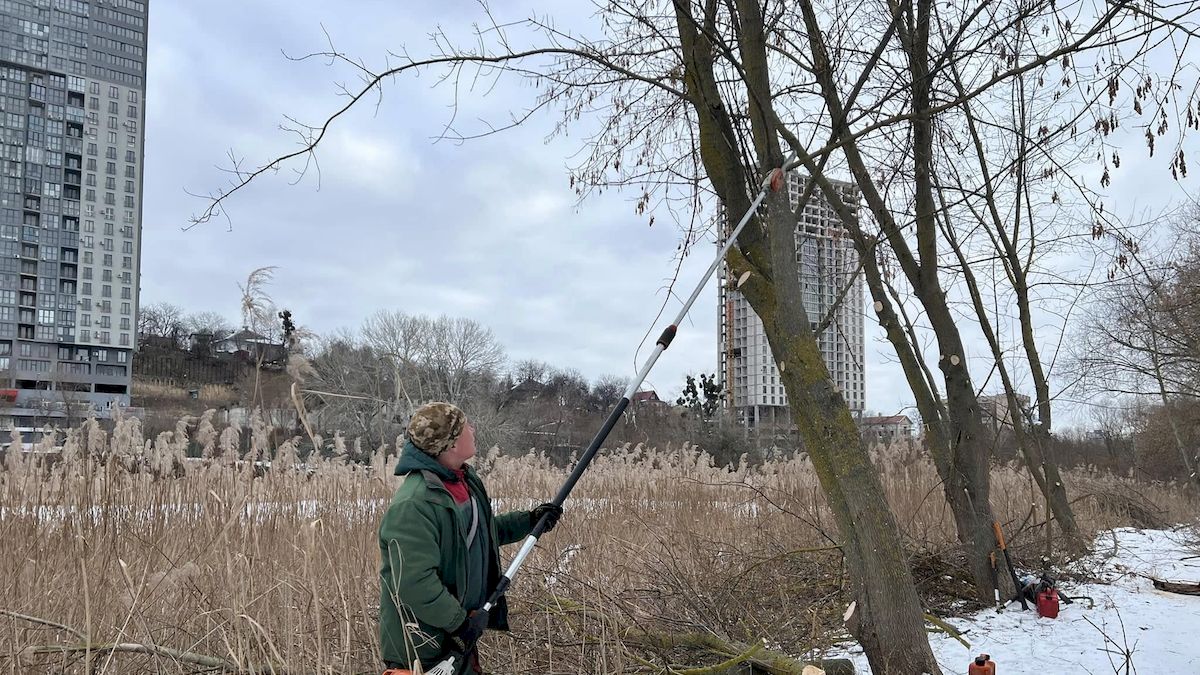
[141,0,1199,424]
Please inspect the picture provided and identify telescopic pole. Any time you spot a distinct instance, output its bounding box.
[440,155,798,674]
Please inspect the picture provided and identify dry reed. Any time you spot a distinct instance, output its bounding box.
[0,415,1194,674]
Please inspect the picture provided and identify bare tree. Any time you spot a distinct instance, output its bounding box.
[1078,216,1200,489]
[137,302,187,347]
[307,311,508,446]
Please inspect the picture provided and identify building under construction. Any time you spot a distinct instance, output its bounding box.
[718,174,865,431]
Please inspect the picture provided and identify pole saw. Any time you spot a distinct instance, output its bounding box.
[421,155,799,675]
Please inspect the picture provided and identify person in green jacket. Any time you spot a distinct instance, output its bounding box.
[379,402,562,673]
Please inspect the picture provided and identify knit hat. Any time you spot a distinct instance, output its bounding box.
[407,402,467,456]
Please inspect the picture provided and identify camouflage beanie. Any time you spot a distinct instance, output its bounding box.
[407,402,467,456]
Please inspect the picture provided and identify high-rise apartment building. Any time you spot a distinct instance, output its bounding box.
[718,174,865,430]
[0,0,147,434]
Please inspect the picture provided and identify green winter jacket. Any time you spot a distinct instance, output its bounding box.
[378,442,533,668]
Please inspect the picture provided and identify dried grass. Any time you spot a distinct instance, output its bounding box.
[0,416,1194,673]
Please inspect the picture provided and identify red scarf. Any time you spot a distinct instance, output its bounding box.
[445,468,470,504]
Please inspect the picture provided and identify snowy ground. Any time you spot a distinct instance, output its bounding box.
[836,526,1200,674]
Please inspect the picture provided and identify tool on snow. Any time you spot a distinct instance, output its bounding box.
[989,550,1002,612]
[992,521,1029,610]
[1016,572,1094,617]
[423,155,800,675]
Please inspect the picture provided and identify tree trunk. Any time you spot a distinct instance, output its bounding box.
[733,188,941,675]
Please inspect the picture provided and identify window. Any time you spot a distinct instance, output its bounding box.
[106,161,116,174]
[124,165,134,178]
[119,333,129,346]
[127,105,137,118]
[119,318,129,330]
[87,142,97,156]
[81,313,90,326]
[120,286,130,299]
[109,86,119,99]
[101,285,111,297]
[107,131,116,144]
[117,350,128,363]
[108,101,118,115]
[120,302,129,315]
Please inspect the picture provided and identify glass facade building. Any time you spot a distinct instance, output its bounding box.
[0,0,147,428]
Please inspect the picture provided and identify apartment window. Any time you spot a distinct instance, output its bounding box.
[119,318,129,330]
[127,134,135,147]
[121,256,131,269]
[108,101,118,115]
[123,196,134,208]
[101,285,111,297]
[128,90,138,103]
[80,329,88,341]
[108,86,118,99]
[127,105,137,118]
[81,313,90,326]
[105,177,115,190]
[87,142,97,156]
[107,131,116,144]
[107,115,117,129]
[120,287,130,299]
[81,282,91,294]
[101,269,111,282]
[119,333,129,346]
[99,316,110,328]
[106,161,116,175]
[120,302,129,315]
[124,165,135,178]
[125,150,135,162]
[117,350,128,363]
[124,180,134,193]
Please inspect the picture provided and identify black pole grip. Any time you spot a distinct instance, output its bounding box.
[656,324,678,349]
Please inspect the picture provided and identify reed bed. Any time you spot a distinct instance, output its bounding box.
[0,414,1193,674]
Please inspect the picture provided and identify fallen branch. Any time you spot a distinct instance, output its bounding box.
[21,642,241,670]
[622,630,856,675]
[0,610,86,641]
[4,610,288,673]
[924,613,970,649]
[1149,577,1200,596]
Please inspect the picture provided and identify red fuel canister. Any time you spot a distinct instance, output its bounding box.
[968,653,996,674]
[1037,588,1060,619]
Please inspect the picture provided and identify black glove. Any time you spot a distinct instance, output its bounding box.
[530,502,564,532]
[449,609,489,652]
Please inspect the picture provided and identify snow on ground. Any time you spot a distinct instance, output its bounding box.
[836,526,1200,674]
